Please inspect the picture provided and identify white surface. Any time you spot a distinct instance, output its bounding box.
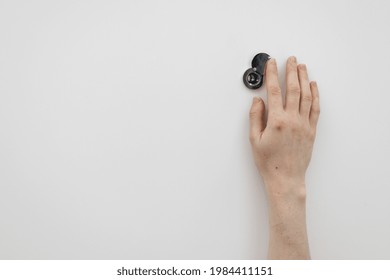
[0,0,389,259]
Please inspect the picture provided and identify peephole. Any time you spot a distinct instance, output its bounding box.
[243,52,270,89]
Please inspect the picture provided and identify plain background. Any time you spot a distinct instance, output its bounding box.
[0,0,389,259]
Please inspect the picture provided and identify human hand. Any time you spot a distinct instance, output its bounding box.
[249,56,319,259]
[249,56,320,197]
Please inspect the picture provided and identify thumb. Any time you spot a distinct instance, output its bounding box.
[249,97,266,143]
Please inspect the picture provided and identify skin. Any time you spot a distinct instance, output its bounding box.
[249,56,320,259]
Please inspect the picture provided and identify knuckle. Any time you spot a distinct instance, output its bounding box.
[301,94,313,102]
[312,106,320,115]
[287,84,300,95]
[290,123,299,132]
[269,85,281,95]
[249,110,258,119]
[289,119,301,132]
[272,118,286,130]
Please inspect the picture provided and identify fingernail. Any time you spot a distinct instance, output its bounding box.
[298,64,307,70]
[290,56,297,62]
[269,58,276,64]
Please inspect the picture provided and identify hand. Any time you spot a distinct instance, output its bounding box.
[249,56,320,259]
[249,57,320,197]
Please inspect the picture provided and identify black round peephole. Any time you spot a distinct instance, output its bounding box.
[243,52,270,90]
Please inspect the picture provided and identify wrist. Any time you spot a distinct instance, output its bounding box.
[263,176,307,207]
[265,177,308,238]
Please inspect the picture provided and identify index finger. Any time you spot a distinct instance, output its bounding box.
[265,58,283,113]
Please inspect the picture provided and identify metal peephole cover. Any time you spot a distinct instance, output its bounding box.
[243,53,271,89]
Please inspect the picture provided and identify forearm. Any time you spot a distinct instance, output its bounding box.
[265,178,310,260]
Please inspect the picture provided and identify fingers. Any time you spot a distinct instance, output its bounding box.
[309,81,320,128]
[249,97,266,143]
[265,58,283,113]
[298,64,312,117]
[285,56,300,112]
[263,56,318,127]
